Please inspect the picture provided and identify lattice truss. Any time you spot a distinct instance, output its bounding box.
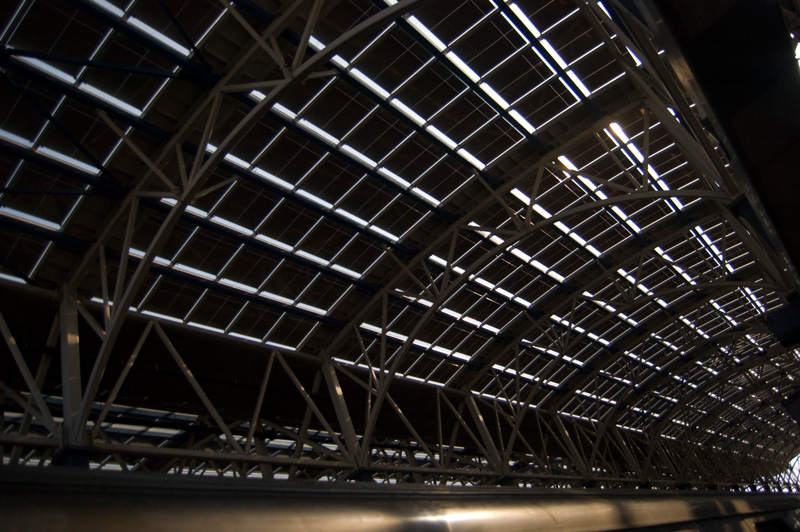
[1,0,799,489]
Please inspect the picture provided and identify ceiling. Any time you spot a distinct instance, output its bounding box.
[1,0,799,488]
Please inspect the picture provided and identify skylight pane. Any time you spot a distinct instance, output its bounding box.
[0,128,33,148]
[411,187,440,206]
[341,144,377,168]
[0,206,61,231]
[298,119,339,145]
[540,39,567,69]
[509,109,536,133]
[296,189,333,209]
[407,16,446,52]
[457,148,485,170]
[335,208,368,227]
[378,166,411,187]
[36,146,100,175]
[426,125,457,150]
[509,3,541,38]
[349,68,390,99]
[446,51,480,83]
[128,17,191,56]
[79,83,143,116]
[253,167,293,190]
[390,98,426,126]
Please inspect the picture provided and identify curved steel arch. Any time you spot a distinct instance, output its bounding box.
[453,207,736,394]
[543,274,783,416]
[52,0,425,442]
[328,186,732,452]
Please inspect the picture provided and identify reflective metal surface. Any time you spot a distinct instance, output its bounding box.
[2,468,800,531]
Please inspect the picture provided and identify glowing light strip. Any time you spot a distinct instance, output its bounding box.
[89,296,298,351]
[381,3,537,137]
[360,322,471,361]
[160,198,364,279]
[551,314,611,346]
[398,291,502,335]
[14,56,144,118]
[492,364,560,389]
[692,225,735,274]
[203,145,402,242]
[509,180,603,258]
[0,206,61,231]
[130,247,330,316]
[467,222,570,287]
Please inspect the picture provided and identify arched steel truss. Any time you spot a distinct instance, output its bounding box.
[1,0,799,489]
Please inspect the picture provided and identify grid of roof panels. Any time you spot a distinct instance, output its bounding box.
[1,0,799,479]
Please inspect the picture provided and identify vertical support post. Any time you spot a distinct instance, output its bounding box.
[465,395,507,476]
[321,358,361,466]
[59,291,82,445]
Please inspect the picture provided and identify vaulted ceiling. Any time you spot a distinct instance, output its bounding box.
[1,0,798,488]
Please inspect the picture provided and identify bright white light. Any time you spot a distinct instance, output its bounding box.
[0,272,26,284]
[335,208,368,227]
[0,128,33,148]
[480,82,509,109]
[89,0,124,16]
[411,187,440,206]
[223,152,249,168]
[510,188,531,204]
[308,35,325,51]
[296,189,333,209]
[569,232,586,246]
[211,216,252,235]
[558,155,578,171]
[378,166,411,188]
[541,39,567,69]
[295,249,330,267]
[331,264,362,279]
[511,248,532,262]
[389,98,426,126]
[330,54,349,69]
[407,16,446,51]
[220,278,257,293]
[174,263,215,281]
[0,206,61,231]
[609,122,629,143]
[298,119,339,145]
[446,51,480,83]
[369,225,399,242]
[553,221,570,233]
[501,12,529,42]
[15,56,76,84]
[128,17,191,56]
[457,148,485,169]
[141,310,183,324]
[509,109,536,133]
[36,146,100,175]
[341,144,377,168]
[79,83,143,116]
[253,167,292,190]
[509,3,541,38]
[349,68,390,99]
[626,47,643,66]
[566,70,591,97]
[272,102,297,120]
[586,245,602,257]
[296,302,327,315]
[426,125,457,150]
[261,291,294,306]
[532,204,551,218]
